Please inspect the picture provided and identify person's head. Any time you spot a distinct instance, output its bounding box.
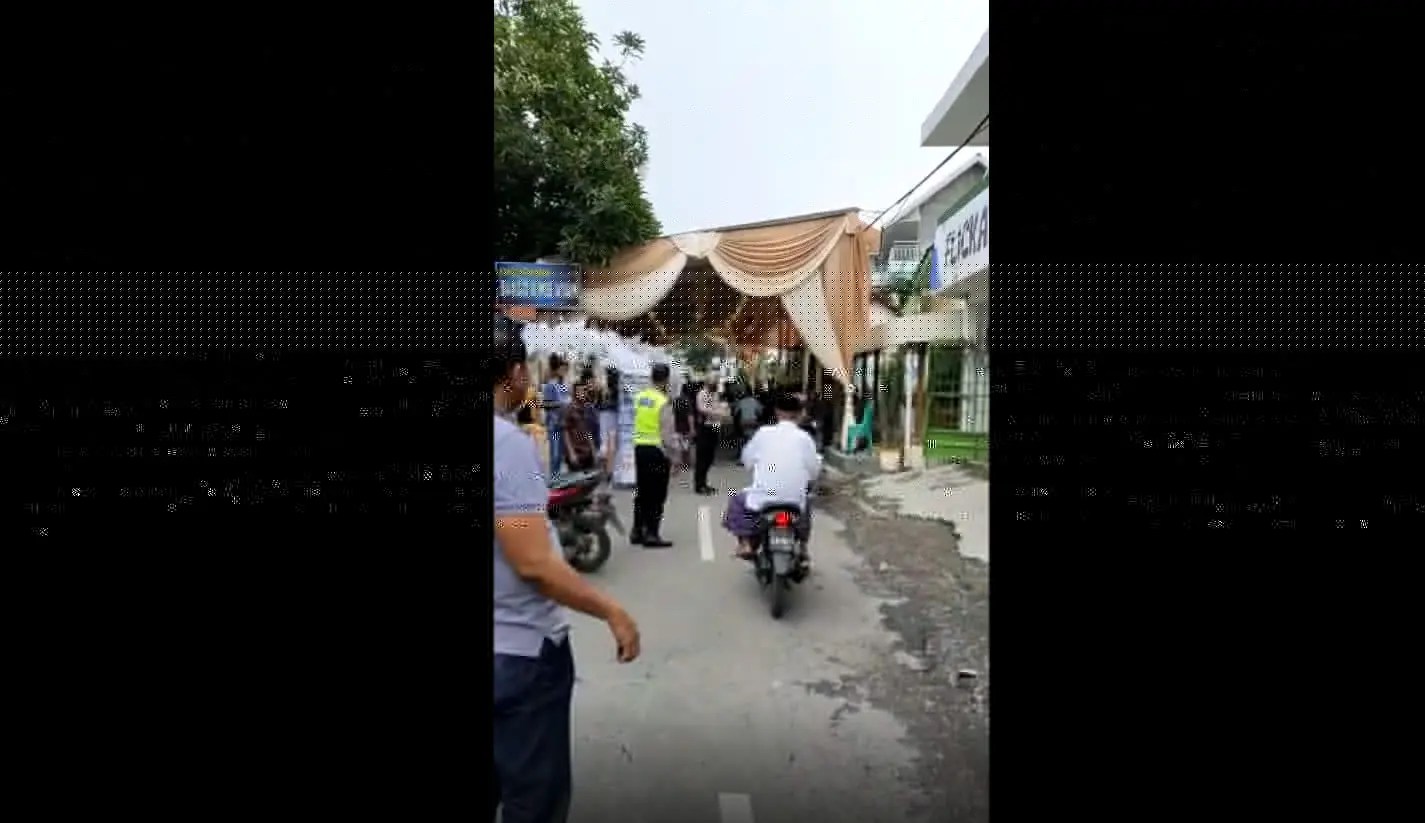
[651,363,670,389]
[548,354,567,381]
[572,382,591,404]
[774,391,803,421]
[486,312,531,412]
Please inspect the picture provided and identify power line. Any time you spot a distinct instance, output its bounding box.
[870,113,989,236]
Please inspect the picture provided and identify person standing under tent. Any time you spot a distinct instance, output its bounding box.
[630,363,680,548]
[735,389,763,452]
[596,367,620,476]
[562,382,598,473]
[673,378,695,437]
[542,355,571,477]
[694,379,724,495]
[757,382,776,426]
[575,370,599,461]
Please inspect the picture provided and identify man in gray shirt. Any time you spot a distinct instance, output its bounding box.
[491,313,641,823]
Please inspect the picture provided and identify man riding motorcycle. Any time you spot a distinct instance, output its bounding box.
[720,392,822,566]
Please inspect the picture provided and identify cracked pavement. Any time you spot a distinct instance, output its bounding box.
[562,460,989,823]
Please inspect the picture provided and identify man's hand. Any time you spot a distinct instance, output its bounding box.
[607,607,641,663]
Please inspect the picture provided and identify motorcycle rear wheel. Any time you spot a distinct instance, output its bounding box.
[568,527,612,573]
[769,573,789,619]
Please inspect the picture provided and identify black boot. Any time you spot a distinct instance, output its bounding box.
[641,536,673,549]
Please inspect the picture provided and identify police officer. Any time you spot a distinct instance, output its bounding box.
[630,363,678,548]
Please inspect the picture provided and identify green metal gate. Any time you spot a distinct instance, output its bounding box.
[923,343,989,466]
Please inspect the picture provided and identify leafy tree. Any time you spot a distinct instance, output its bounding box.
[494,0,661,266]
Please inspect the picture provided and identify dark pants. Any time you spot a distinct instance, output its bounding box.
[546,427,564,478]
[694,424,718,490]
[493,638,575,823]
[632,445,670,538]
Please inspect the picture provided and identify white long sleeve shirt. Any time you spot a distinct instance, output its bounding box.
[740,420,822,511]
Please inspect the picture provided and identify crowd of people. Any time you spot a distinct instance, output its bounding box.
[515,349,833,487]
[515,354,620,479]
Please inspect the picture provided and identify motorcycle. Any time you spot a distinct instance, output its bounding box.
[752,501,810,619]
[548,469,623,573]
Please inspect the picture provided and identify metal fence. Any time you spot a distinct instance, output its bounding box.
[924,342,989,467]
[858,343,989,469]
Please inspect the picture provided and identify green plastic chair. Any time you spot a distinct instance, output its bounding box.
[845,400,874,453]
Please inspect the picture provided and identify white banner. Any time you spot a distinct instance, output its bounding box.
[613,375,646,488]
[932,185,989,292]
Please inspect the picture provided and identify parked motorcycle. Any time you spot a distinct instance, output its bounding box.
[752,503,810,619]
[548,469,622,573]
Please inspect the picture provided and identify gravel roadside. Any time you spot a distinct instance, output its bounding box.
[815,472,990,823]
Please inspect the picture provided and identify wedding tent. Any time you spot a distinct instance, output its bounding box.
[579,208,880,386]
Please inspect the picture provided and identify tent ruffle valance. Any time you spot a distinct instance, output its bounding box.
[581,211,879,385]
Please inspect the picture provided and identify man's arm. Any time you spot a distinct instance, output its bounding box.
[497,515,629,621]
[495,435,631,623]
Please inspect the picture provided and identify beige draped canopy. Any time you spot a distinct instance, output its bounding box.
[581,209,880,386]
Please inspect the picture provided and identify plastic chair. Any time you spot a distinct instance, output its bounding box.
[845,401,874,453]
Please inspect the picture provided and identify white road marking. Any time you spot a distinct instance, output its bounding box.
[698,505,716,562]
[718,793,755,823]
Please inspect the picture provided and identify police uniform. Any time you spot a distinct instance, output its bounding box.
[631,384,673,547]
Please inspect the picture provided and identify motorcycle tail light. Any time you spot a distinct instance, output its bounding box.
[773,511,792,528]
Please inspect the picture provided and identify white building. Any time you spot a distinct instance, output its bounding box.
[926,30,989,444]
[857,30,989,469]
[922,30,989,149]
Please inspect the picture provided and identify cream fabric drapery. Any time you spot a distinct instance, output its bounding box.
[579,210,878,385]
[707,214,845,297]
[581,238,687,321]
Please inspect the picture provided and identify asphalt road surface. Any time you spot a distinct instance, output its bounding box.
[559,460,958,823]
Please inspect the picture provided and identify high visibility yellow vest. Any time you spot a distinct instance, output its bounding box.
[632,388,668,446]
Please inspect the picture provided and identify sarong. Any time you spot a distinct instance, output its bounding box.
[721,491,812,542]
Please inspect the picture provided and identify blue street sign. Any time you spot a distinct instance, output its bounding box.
[495,261,581,310]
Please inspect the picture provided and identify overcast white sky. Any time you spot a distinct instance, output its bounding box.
[575,0,989,236]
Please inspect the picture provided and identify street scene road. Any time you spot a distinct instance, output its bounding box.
[563,460,989,823]
[494,4,991,818]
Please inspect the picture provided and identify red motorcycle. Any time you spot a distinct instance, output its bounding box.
[548,469,623,572]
